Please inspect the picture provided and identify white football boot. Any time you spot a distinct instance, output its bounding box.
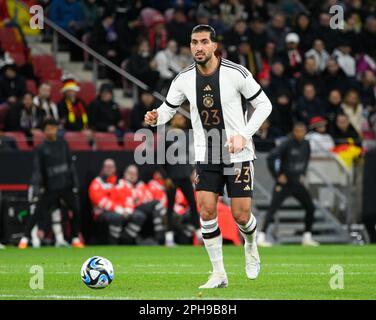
[245,231,261,280]
[165,231,177,247]
[257,231,273,247]
[199,272,228,289]
[302,232,319,246]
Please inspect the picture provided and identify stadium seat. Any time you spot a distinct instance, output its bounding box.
[0,105,9,130]
[119,108,131,131]
[32,130,45,147]
[10,52,26,66]
[0,26,18,43]
[94,132,123,151]
[4,132,32,151]
[48,80,63,103]
[64,132,93,151]
[26,79,37,95]
[124,132,150,151]
[78,81,96,105]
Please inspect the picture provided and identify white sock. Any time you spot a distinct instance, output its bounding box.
[237,214,257,245]
[52,223,65,244]
[201,218,225,274]
[165,231,174,243]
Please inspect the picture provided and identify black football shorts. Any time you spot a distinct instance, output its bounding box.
[194,161,254,198]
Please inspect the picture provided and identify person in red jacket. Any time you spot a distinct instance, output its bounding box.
[89,159,146,244]
[123,165,165,244]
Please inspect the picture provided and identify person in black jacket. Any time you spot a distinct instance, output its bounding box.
[0,63,26,104]
[88,83,123,133]
[18,119,85,249]
[257,122,318,247]
[163,112,200,247]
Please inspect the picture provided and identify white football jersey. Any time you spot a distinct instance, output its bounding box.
[154,58,272,163]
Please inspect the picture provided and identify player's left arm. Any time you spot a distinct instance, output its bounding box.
[238,70,273,142]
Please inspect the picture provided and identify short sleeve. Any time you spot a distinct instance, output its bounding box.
[238,70,262,102]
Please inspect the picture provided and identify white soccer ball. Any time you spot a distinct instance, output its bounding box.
[81,256,114,289]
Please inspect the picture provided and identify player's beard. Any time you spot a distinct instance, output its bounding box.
[194,52,212,65]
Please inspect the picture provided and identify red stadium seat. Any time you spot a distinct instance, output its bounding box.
[38,68,62,82]
[0,27,18,44]
[48,80,63,103]
[94,132,123,151]
[32,130,45,147]
[4,132,32,151]
[64,132,92,151]
[124,132,150,151]
[78,82,96,105]
[26,79,37,95]
[119,108,131,131]
[10,52,26,66]
[3,42,24,54]
[0,105,9,130]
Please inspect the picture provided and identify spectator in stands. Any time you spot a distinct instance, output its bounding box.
[244,0,269,23]
[0,63,26,105]
[305,39,330,73]
[197,0,225,33]
[223,19,251,49]
[295,57,322,97]
[253,119,281,152]
[148,17,168,55]
[341,89,365,136]
[89,9,122,85]
[219,0,246,30]
[177,45,194,69]
[357,70,376,109]
[295,83,325,125]
[322,58,350,98]
[0,48,13,73]
[266,13,289,53]
[330,113,362,146]
[49,0,85,35]
[88,83,124,137]
[166,8,193,47]
[293,13,315,53]
[129,90,158,132]
[154,39,182,94]
[325,89,344,129]
[316,12,340,52]
[279,32,303,78]
[268,61,294,134]
[58,75,90,131]
[126,39,159,90]
[80,0,99,32]
[0,129,17,151]
[332,40,356,78]
[5,92,45,145]
[49,0,86,60]
[227,39,261,76]
[306,116,335,156]
[360,15,376,57]
[248,17,269,52]
[33,83,60,123]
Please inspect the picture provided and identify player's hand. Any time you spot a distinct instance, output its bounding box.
[278,174,287,184]
[144,109,158,126]
[226,135,247,154]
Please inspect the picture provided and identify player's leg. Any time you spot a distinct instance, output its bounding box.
[291,183,318,246]
[258,183,290,246]
[18,193,54,248]
[197,190,228,289]
[175,177,200,237]
[165,185,177,246]
[226,161,260,279]
[61,189,84,248]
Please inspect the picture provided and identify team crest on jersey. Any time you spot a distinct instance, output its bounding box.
[203,93,214,108]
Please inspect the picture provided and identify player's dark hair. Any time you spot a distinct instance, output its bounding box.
[191,24,217,42]
[43,118,59,129]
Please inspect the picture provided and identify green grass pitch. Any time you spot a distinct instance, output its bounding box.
[0,245,376,300]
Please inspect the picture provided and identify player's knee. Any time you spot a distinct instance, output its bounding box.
[234,214,250,226]
[200,205,217,220]
[233,207,252,225]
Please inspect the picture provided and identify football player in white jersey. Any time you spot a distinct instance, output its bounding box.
[145,25,272,289]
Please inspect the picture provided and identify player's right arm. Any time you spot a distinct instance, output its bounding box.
[144,76,186,126]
